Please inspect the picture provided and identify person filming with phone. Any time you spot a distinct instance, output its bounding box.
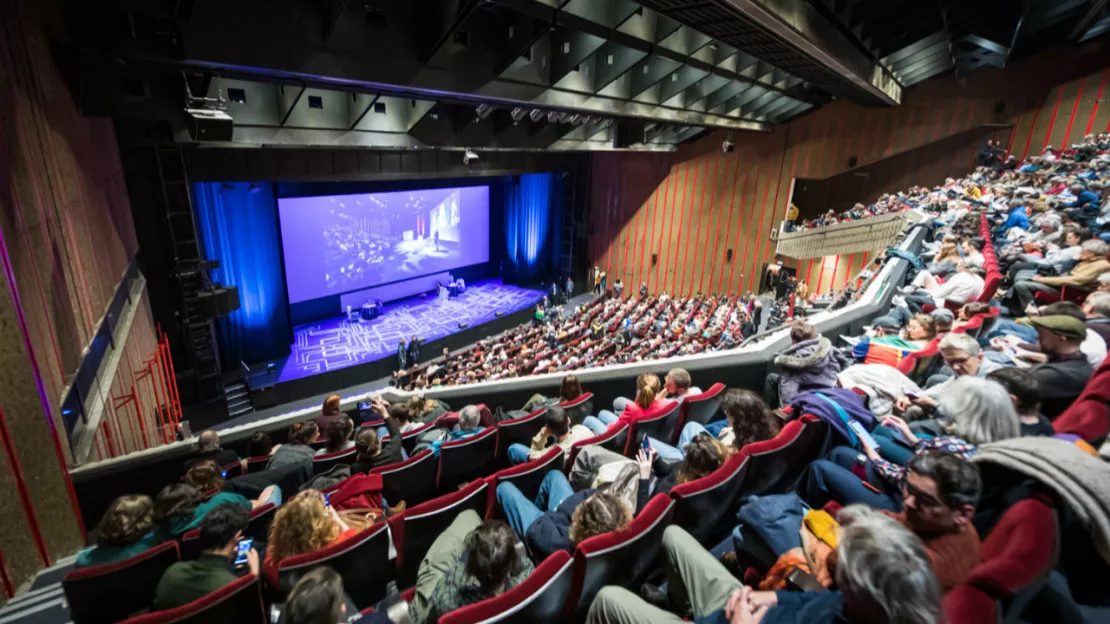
[152,503,259,610]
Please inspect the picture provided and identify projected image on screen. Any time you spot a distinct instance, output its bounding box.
[278,186,490,303]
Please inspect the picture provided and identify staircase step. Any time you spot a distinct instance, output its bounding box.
[228,404,254,417]
[225,389,248,401]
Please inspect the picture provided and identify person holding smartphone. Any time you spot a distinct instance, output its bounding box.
[153,503,259,610]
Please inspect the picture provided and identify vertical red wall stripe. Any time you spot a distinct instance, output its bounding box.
[619,167,637,285]
[1060,77,1085,149]
[670,157,696,295]
[947,94,963,139]
[844,253,855,289]
[697,150,723,295]
[748,162,775,293]
[633,160,656,292]
[1085,69,1108,136]
[732,160,759,293]
[661,161,687,294]
[714,150,742,294]
[727,158,753,293]
[815,257,828,293]
[800,118,814,177]
[681,153,708,296]
[1006,111,1021,157]
[688,152,712,295]
[805,258,815,288]
[1021,104,1041,160]
[650,167,673,293]
[1041,86,1064,152]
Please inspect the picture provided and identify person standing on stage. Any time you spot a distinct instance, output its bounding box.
[614,279,624,299]
[434,230,440,251]
[600,271,607,294]
[550,281,560,304]
[640,283,648,298]
[593,266,602,294]
[407,335,421,365]
[566,275,574,299]
[397,339,408,372]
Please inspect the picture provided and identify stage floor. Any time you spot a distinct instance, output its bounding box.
[277,279,545,383]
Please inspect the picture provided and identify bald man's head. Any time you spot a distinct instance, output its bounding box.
[198,430,220,451]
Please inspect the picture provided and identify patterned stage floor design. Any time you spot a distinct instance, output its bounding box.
[278,280,544,382]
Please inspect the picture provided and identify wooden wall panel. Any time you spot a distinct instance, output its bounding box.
[589,43,1110,298]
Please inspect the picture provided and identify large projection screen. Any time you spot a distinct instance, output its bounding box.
[278,186,490,304]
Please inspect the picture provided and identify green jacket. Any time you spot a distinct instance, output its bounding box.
[152,554,239,610]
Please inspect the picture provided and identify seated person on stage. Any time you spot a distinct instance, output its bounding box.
[506,405,593,466]
[184,430,240,471]
[584,506,942,624]
[153,503,259,610]
[315,416,355,456]
[986,367,1056,437]
[1003,239,1110,315]
[263,491,372,581]
[409,514,534,624]
[799,376,1019,512]
[496,470,631,562]
[582,373,669,436]
[76,495,163,568]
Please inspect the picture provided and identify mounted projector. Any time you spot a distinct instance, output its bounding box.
[463,148,479,167]
[185,108,233,142]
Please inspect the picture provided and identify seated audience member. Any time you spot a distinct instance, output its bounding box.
[1005,224,1085,282]
[408,395,449,424]
[766,321,849,409]
[801,376,1019,511]
[154,476,272,537]
[902,262,985,313]
[184,430,239,470]
[654,389,782,461]
[507,405,593,465]
[389,404,422,434]
[659,368,702,402]
[1083,292,1110,346]
[152,503,259,610]
[519,374,584,414]
[428,404,485,457]
[316,394,345,431]
[350,405,404,473]
[76,495,162,567]
[894,333,1004,410]
[953,302,993,330]
[585,506,941,624]
[245,432,280,461]
[1025,313,1096,418]
[496,470,631,561]
[633,435,732,512]
[409,513,535,624]
[268,421,319,470]
[263,490,370,579]
[582,373,669,435]
[282,567,388,624]
[986,368,1055,436]
[315,416,355,456]
[1006,239,1110,314]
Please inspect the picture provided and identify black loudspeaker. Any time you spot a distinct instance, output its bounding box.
[185,109,234,142]
[196,287,240,318]
[848,156,858,168]
[652,253,658,266]
[994,101,1006,115]
[726,248,734,262]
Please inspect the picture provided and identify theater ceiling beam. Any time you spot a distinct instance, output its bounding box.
[1069,0,1110,40]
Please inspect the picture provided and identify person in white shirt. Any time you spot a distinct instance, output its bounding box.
[902,264,985,313]
[960,239,985,269]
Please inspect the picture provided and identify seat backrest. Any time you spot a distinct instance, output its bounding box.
[968,497,1056,597]
[495,409,548,460]
[64,541,181,624]
[566,494,676,619]
[438,551,574,624]
[740,415,827,497]
[977,271,1003,303]
[312,447,357,475]
[564,424,629,472]
[669,453,750,544]
[942,584,997,624]
[277,522,391,609]
[243,503,278,543]
[624,401,681,454]
[680,383,725,428]
[438,427,498,492]
[181,528,202,560]
[493,447,565,503]
[370,449,438,506]
[117,575,265,624]
[401,422,436,457]
[388,479,491,591]
[245,456,270,474]
[220,461,243,480]
[559,393,594,426]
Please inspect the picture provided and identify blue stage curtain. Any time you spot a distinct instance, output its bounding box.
[193,182,290,369]
[505,173,559,283]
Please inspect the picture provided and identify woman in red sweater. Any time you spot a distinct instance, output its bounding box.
[581,373,670,435]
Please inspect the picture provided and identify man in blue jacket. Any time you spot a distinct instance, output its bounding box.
[993,203,1029,244]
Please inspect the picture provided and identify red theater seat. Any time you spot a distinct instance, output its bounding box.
[438,427,498,492]
[243,502,278,544]
[312,446,357,475]
[669,453,750,544]
[401,422,436,457]
[244,456,270,473]
[564,424,629,473]
[623,401,681,454]
[564,494,676,619]
[680,383,725,428]
[220,461,243,480]
[492,447,565,503]
[559,392,594,426]
[1054,356,1110,444]
[370,449,438,506]
[117,575,265,624]
[438,551,574,624]
[63,541,181,624]
[740,414,827,496]
[389,479,491,591]
[495,409,548,462]
[275,522,392,609]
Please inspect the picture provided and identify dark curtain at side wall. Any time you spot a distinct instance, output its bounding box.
[193,182,291,369]
[504,173,561,285]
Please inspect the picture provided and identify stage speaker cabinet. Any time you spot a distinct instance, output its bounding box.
[652,253,658,266]
[612,120,647,149]
[196,287,241,318]
[185,108,234,142]
[726,248,734,262]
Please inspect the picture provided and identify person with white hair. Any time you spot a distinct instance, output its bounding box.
[1007,238,1110,314]
[426,405,485,458]
[584,507,942,624]
[799,376,1019,511]
[894,333,1005,412]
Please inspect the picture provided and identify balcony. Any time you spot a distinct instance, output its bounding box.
[773,210,926,260]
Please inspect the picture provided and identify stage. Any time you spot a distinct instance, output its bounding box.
[239,279,545,409]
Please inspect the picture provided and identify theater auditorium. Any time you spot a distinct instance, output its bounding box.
[1,0,1110,622]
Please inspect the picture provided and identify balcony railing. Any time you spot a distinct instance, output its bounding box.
[773,210,926,260]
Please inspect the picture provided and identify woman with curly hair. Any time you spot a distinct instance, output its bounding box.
[633,434,734,513]
[263,490,371,580]
[76,495,164,567]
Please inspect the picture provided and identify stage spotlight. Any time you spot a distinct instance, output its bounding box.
[474,103,493,120]
[530,109,544,122]
[463,148,479,167]
[547,111,559,123]
[266,362,277,373]
[458,322,469,328]
[511,107,526,122]
[495,311,504,318]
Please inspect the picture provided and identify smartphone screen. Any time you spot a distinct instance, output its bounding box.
[848,421,880,451]
[233,538,253,566]
[641,436,651,451]
[358,401,370,411]
[324,492,332,507]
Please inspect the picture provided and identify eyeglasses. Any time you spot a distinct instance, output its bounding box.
[903,479,945,509]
